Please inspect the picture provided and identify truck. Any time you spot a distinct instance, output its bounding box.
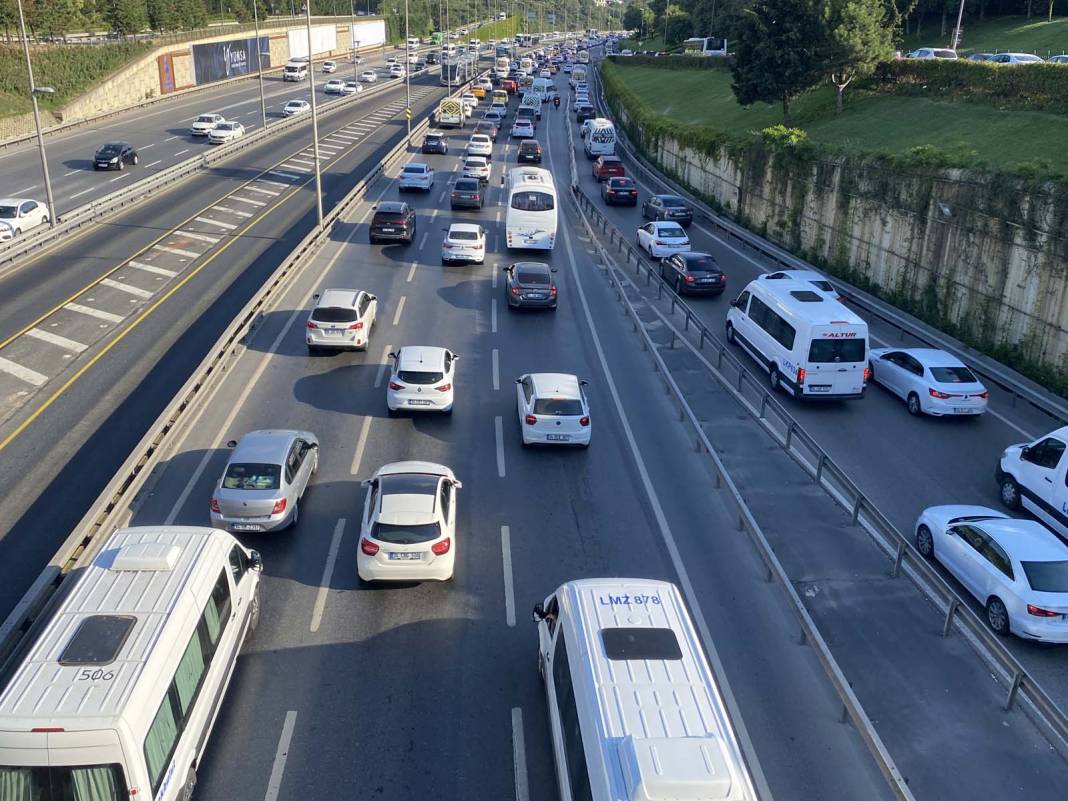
[436,97,465,128]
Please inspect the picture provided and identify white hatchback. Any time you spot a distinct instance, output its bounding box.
[869,347,988,416]
[190,113,225,135]
[467,134,493,158]
[637,221,691,258]
[915,505,1068,640]
[358,462,461,582]
[0,197,49,239]
[516,373,591,447]
[325,78,345,93]
[207,121,245,144]
[511,120,534,138]
[441,223,486,264]
[398,162,435,191]
[322,60,337,72]
[305,288,377,352]
[359,70,378,82]
[386,346,457,413]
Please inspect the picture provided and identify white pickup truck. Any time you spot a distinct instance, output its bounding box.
[997,426,1068,538]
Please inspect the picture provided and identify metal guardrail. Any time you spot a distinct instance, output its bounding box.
[563,119,916,801]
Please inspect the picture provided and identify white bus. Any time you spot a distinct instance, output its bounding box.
[532,76,555,101]
[533,578,759,801]
[583,118,616,158]
[495,56,510,79]
[519,56,534,74]
[506,167,557,251]
[0,526,262,801]
[578,49,590,64]
[407,36,421,49]
[726,277,870,399]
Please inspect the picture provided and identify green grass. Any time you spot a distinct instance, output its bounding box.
[474,17,520,41]
[901,14,1068,56]
[614,63,1068,174]
[619,35,672,52]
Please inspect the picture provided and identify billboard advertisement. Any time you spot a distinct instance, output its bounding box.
[350,19,387,48]
[191,36,269,86]
[288,25,338,58]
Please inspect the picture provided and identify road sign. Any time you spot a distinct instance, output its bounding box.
[405,107,412,120]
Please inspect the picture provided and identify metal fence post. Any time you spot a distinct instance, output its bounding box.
[1004,670,1024,711]
[942,599,959,638]
[891,540,906,578]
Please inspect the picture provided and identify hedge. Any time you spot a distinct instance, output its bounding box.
[604,54,731,70]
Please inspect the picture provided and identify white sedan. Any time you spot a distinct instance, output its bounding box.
[441,223,486,264]
[359,70,378,82]
[869,348,988,417]
[398,162,434,191]
[324,78,345,93]
[340,80,362,95]
[914,505,1068,640]
[322,60,337,72]
[189,112,225,135]
[0,197,49,240]
[283,100,311,116]
[466,134,493,158]
[516,373,591,447]
[357,461,461,582]
[386,346,457,413]
[637,221,691,258]
[207,121,245,144]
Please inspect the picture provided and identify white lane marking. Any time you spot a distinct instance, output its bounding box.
[511,708,529,801]
[154,244,199,258]
[174,148,190,156]
[64,302,123,323]
[269,170,302,180]
[495,416,506,478]
[178,230,220,244]
[984,407,1036,439]
[214,205,253,218]
[100,278,153,299]
[491,299,498,333]
[11,185,37,194]
[437,187,448,204]
[69,188,94,200]
[195,216,237,230]
[0,357,47,387]
[264,711,298,801]
[108,173,132,183]
[63,170,78,177]
[374,344,393,388]
[139,143,156,150]
[144,160,162,168]
[492,348,500,391]
[317,144,342,152]
[331,132,359,140]
[26,328,87,353]
[392,296,406,326]
[288,158,316,167]
[350,415,373,476]
[406,262,417,283]
[130,261,177,277]
[418,231,428,250]
[164,135,179,141]
[230,194,267,207]
[501,525,516,627]
[310,518,346,633]
[247,185,281,196]
[491,264,498,289]
[282,163,311,172]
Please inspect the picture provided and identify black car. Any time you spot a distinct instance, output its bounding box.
[94,141,138,171]
[450,178,484,210]
[575,104,596,123]
[421,133,449,154]
[425,51,439,64]
[659,252,726,295]
[601,176,638,205]
[517,140,542,164]
[369,201,416,244]
[516,107,537,128]
[642,193,693,226]
[504,261,558,310]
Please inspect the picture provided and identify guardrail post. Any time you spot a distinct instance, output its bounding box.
[698,330,706,350]
[942,599,959,638]
[759,394,768,420]
[736,369,744,392]
[815,453,826,485]
[717,347,724,368]
[784,422,795,451]
[1004,670,1024,711]
[851,495,863,525]
[683,314,691,332]
[891,540,907,578]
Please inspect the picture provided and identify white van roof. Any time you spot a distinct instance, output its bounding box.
[749,277,865,327]
[557,578,756,801]
[509,166,554,187]
[0,526,234,729]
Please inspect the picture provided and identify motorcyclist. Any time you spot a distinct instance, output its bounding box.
[553,95,560,109]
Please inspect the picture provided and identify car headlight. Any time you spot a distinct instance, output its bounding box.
[110,156,118,163]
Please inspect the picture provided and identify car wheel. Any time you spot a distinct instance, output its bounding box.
[986,597,1010,636]
[289,502,300,529]
[177,769,197,801]
[247,590,261,634]
[999,476,1022,510]
[906,392,922,416]
[132,154,139,165]
[768,366,781,393]
[118,159,125,171]
[915,525,934,559]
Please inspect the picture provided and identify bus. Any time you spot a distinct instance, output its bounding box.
[440,57,471,87]
[506,167,557,251]
[495,56,510,79]
[431,31,443,45]
[683,36,728,56]
[519,56,534,74]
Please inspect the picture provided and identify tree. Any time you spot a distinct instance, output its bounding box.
[730,0,825,125]
[823,0,894,113]
[146,0,178,30]
[622,2,644,30]
[662,2,692,43]
[104,0,147,34]
[175,0,208,29]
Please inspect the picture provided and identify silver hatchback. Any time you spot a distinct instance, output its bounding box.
[210,430,318,532]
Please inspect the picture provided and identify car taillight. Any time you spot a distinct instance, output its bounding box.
[525,414,537,425]
[272,498,287,515]
[579,416,590,426]
[510,286,519,295]
[306,321,317,329]
[451,192,458,198]
[978,391,989,399]
[360,538,380,556]
[655,240,665,245]
[431,538,452,555]
[442,243,452,249]
[549,286,557,297]
[929,388,952,399]
[797,367,806,386]
[210,498,220,513]
[349,321,364,330]
[437,383,452,392]
[389,381,404,390]
[684,275,695,283]
[1027,604,1060,617]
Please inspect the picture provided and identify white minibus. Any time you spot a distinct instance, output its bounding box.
[519,56,534,74]
[583,118,616,158]
[533,578,759,801]
[506,167,557,251]
[532,76,555,101]
[0,526,262,801]
[495,56,510,79]
[407,36,420,49]
[726,277,869,399]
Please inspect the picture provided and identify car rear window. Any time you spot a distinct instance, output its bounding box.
[222,463,281,490]
[929,366,978,384]
[1022,560,1068,592]
[455,180,480,191]
[517,268,549,284]
[662,197,687,208]
[373,214,405,225]
[808,339,866,364]
[398,370,444,384]
[403,165,427,174]
[311,307,358,323]
[372,522,442,544]
[658,225,686,238]
[681,256,717,271]
[451,230,479,241]
[608,178,633,187]
[533,398,583,415]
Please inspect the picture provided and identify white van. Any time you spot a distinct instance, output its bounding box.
[283,57,309,81]
[997,426,1068,538]
[532,76,555,101]
[533,578,759,801]
[519,91,542,119]
[0,526,262,801]
[407,36,421,49]
[583,118,616,158]
[726,277,869,399]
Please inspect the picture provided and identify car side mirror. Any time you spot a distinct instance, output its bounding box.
[1020,446,1032,461]
[453,480,463,489]
[310,442,319,449]
[249,550,264,572]
[312,293,320,300]
[532,602,546,622]
[226,440,237,448]
[580,379,589,386]
[388,352,398,360]
[550,268,558,273]
[360,479,372,488]
[729,299,738,308]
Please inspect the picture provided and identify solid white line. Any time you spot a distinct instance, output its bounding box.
[264,711,298,801]
[247,185,281,196]
[491,299,498,333]
[26,327,87,353]
[418,231,428,250]
[144,159,163,168]
[0,357,47,387]
[230,194,267,207]
[495,416,505,478]
[69,188,94,200]
[174,148,190,156]
[406,262,417,283]
[100,278,153,299]
[392,296,406,326]
[350,415,373,476]
[310,518,346,633]
[213,205,254,218]
[154,244,199,258]
[269,170,302,180]
[195,216,237,230]
[501,525,515,626]
[374,343,393,388]
[129,260,177,277]
[64,302,123,323]
[178,230,220,244]
[492,348,500,391]
[511,708,529,801]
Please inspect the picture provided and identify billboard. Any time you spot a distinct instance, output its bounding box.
[191,36,270,86]
[288,25,338,58]
[351,18,387,47]
[546,11,556,22]
[527,9,537,20]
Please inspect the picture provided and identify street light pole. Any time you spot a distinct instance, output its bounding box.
[252,0,268,130]
[305,2,325,228]
[404,0,412,146]
[16,0,56,229]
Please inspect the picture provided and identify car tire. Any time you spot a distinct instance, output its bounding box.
[306,345,319,355]
[118,159,125,171]
[906,392,922,416]
[986,597,1010,636]
[289,502,300,530]
[915,525,934,559]
[132,154,139,165]
[768,366,781,393]
[999,476,1022,510]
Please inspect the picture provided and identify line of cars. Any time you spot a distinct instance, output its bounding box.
[906,47,1068,64]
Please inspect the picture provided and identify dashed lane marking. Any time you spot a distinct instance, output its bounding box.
[154,244,199,258]
[0,357,47,387]
[247,185,281,196]
[194,216,237,230]
[213,205,253,218]
[100,278,154,299]
[64,303,123,323]
[178,231,220,245]
[268,170,302,180]
[25,329,87,353]
[129,261,177,277]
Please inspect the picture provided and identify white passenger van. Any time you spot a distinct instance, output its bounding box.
[726,277,869,399]
[282,56,309,81]
[0,526,262,801]
[532,76,556,101]
[583,118,616,158]
[506,167,557,251]
[533,578,759,801]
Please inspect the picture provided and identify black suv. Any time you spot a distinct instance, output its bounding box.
[425,51,439,64]
[94,141,138,171]
[369,201,416,244]
[517,140,542,164]
[421,133,449,154]
[575,104,596,124]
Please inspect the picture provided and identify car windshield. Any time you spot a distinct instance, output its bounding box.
[929,366,978,384]
[98,144,121,154]
[287,102,302,108]
[0,206,16,219]
[222,463,281,491]
[397,369,444,384]
[196,115,216,123]
[218,123,236,131]
[517,268,549,284]
[808,339,866,364]
[372,522,442,544]
[1022,560,1068,592]
[451,230,479,241]
[511,191,554,211]
[533,398,584,415]
[658,225,686,238]
[311,307,358,323]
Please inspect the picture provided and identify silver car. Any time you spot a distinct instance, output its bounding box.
[210,430,318,532]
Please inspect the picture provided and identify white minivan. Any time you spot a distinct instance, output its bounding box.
[726,277,869,399]
[0,526,261,801]
[583,118,616,159]
[998,426,1068,539]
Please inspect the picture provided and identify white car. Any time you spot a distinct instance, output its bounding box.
[478,78,493,92]
[398,162,435,191]
[988,52,1045,64]
[207,121,245,144]
[305,288,377,352]
[907,47,958,59]
[574,81,589,93]
[341,80,362,95]
[359,70,378,82]
[385,56,398,66]
[407,52,420,64]
[0,197,49,239]
[539,69,551,78]
[189,113,225,135]
[575,92,590,106]
[467,134,493,158]
[869,348,988,417]
[351,53,364,64]
[758,269,840,299]
[914,505,1068,640]
[386,346,458,413]
[322,60,337,72]
[324,78,345,93]
[389,64,406,78]
[1049,54,1068,64]
[461,156,490,183]
[511,120,535,138]
[516,373,591,447]
[357,461,461,582]
[441,223,486,264]
[637,221,691,258]
[461,93,478,113]
[283,100,311,116]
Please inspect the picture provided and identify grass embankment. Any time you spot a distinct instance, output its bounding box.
[612,63,1068,175]
[901,14,1068,55]
[619,35,672,52]
[0,41,153,120]
[474,17,520,41]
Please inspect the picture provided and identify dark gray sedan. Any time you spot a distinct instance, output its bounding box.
[450,178,484,210]
[504,262,558,310]
[659,251,726,295]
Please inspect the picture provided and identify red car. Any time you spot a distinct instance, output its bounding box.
[501,78,518,93]
[592,155,625,182]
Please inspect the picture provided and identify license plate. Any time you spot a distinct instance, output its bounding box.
[525,293,545,299]
[327,327,345,334]
[408,399,433,406]
[546,433,570,441]
[698,279,713,284]
[233,523,262,531]
[808,385,831,393]
[388,552,422,561]
[380,227,395,232]
[953,407,978,414]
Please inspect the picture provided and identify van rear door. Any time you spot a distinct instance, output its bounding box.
[805,325,868,397]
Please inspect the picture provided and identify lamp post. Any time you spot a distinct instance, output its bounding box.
[251,0,268,130]
[16,0,56,229]
[304,1,325,228]
[403,0,412,146]
[350,0,359,81]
